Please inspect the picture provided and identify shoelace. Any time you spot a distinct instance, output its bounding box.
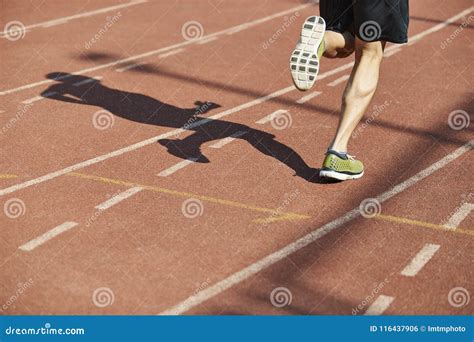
[347,154,356,161]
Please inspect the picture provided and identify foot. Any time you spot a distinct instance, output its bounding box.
[290,16,326,91]
[319,150,364,181]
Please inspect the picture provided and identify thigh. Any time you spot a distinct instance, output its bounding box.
[353,0,409,44]
[319,0,354,35]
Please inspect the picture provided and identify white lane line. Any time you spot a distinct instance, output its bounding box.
[384,48,402,58]
[256,109,288,124]
[1,8,471,195]
[400,243,440,277]
[0,0,147,37]
[95,186,143,210]
[0,6,469,98]
[444,202,474,229]
[209,131,247,149]
[73,76,103,86]
[18,221,78,252]
[0,3,311,96]
[328,74,350,87]
[158,158,198,177]
[364,295,394,315]
[158,48,185,59]
[296,91,322,104]
[159,141,473,314]
[197,36,218,45]
[115,63,144,72]
[0,86,293,196]
[21,91,57,104]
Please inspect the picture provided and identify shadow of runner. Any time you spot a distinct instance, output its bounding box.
[41,72,331,183]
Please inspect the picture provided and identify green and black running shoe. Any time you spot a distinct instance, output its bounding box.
[319,150,364,181]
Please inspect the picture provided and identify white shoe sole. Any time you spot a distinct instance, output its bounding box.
[290,16,325,91]
[319,170,364,181]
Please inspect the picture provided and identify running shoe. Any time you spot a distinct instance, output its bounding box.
[319,150,364,180]
[290,16,326,91]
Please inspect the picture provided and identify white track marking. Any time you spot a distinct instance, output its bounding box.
[115,63,144,72]
[364,295,394,315]
[95,187,143,210]
[158,48,185,59]
[328,74,350,87]
[197,36,218,45]
[0,86,292,196]
[21,91,57,104]
[400,243,440,277]
[159,141,472,314]
[0,7,469,97]
[18,222,78,252]
[444,202,474,229]
[0,3,311,96]
[384,48,402,58]
[0,0,147,37]
[0,9,471,195]
[296,91,322,104]
[256,109,288,124]
[407,7,474,46]
[158,158,198,177]
[209,131,247,149]
[73,76,103,86]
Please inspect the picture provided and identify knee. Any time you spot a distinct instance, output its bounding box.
[355,41,384,62]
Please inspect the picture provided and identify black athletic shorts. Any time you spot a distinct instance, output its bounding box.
[319,0,409,44]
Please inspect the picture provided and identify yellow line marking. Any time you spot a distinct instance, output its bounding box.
[374,214,474,237]
[0,174,18,179]
[68,172,310,222]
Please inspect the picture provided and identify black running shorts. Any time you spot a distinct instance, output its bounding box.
[319,0,409,44]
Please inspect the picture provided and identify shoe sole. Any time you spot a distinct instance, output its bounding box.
[290,16,325,91]
[319,170,364,181]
